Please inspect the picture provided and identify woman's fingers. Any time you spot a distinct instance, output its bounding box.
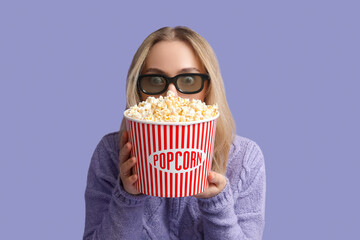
[119,156,140,194]
[208,172,219,185]
[194,171,226,199]
[127,174,138,184]
[208,171,226,190]
[119,142,132,165]
[118,134,140,195]
[120,157,136,177]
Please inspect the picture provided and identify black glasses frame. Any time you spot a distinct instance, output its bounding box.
[137,73,210,95]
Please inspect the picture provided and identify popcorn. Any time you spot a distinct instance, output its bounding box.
[124,90,219,122]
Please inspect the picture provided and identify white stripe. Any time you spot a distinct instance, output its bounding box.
[206,121,214,189]
[143,123,150,195]
[130,122,138,190]
[166,125,170,197]
[194,123,198,150]
[149,124,154,196]
[199,123,204,192]
[186,167,191,196]
[159,125,164,197]
[153,125,159,196]
[138,123,146,194]
[201,122,208,192]
[160,125,164,197]
[189,124,193,149]
[171,125,176,197]
[196,123,203,194]
[183,125,188,149]
[178,125,182,149]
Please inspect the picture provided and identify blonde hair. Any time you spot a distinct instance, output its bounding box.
[119,26,236,174]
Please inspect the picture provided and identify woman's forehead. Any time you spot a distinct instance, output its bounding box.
[143,40,206,74]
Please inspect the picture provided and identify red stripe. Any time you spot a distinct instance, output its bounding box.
[147,124,154,196]
[132,121,141,191]
[157,125,162,197]
[204,121,212,191]
[141,123,147,194]
[187,125,190,148]
[198,123,203,192]
[200,122,208,191]
[142,124,150,195]
[158,125,162,151]
[204,122,211,189]
[198,122,204,192]
[170,126,179,197]
[163,125,167,197]
[209,120,216,172]
[205,121,214,190]
[208,122,215,185]
[135,122,142,193]
[164,125,167,150]
[210,121,215,167]
[136,122,141,191]
[176,126,179,148]
[129,122,138,188]
[152,124,158,196]
[192,124,196,148]
[201,122,205,150]
[196,123,199,149]
[137,122,146,193]
[181,126,185,148]
[152,125,156,153]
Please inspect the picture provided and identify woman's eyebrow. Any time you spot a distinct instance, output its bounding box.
[142,68,166,74]
[178,68,201,74]
[143,67,201,75]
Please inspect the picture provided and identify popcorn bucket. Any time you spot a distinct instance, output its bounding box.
[124,114,219,197]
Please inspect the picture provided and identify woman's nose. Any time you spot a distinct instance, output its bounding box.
[167,83,178,96]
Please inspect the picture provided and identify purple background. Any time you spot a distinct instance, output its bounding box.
[1,0,359,239]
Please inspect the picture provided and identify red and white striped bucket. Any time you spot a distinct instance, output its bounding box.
[124,114,219,197]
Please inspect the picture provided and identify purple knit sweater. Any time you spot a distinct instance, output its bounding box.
[83,131,266,240]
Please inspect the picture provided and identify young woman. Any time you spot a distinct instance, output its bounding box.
[83,26,266,240]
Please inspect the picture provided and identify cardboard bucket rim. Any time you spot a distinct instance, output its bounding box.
[123,112,220,125]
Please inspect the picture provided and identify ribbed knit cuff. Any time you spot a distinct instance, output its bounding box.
[112,175,150,206]
[197,178,234,212]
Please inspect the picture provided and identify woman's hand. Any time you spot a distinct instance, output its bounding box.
[118,130,140,195]
[194,171,227,199]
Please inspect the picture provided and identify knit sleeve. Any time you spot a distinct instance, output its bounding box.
[197,139,266,240]
[82,136,150,240]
